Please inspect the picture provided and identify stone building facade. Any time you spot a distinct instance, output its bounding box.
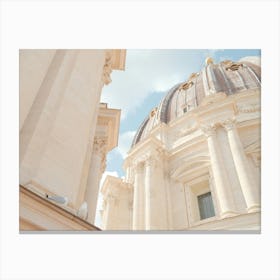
[19,49,126,230]
[101,56,261,231]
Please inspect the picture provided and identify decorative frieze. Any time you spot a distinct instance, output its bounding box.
[237,103,260,113]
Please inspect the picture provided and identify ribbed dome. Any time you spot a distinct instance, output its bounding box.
[131,56,261,147]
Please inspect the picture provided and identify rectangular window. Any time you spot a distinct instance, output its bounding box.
[197,192,215,220]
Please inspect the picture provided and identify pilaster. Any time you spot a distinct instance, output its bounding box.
[85,136,108,224]
[132,161,145,230]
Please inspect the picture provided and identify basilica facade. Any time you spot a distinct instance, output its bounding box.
[101,56,261,231]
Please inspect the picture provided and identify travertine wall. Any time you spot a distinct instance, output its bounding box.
[19,49,126,230]
[20,50,107,209]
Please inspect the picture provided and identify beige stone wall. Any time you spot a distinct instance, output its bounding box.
[20,50,56,130]
[20,50,107,209]
[19,49,126,230]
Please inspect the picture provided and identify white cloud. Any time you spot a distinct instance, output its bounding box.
[101,50,192,120]
[116,130,136,158]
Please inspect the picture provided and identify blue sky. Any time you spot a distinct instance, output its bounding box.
[101,49,260,179]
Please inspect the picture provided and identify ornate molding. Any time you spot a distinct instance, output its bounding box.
[221,118,236,131]
[100,153,107,176]
[93,137,108,155]
[102,51,113,85]
[237,103,260,113]
[133,161,145,173]
[200,123,217,138]
[145,156,157,168]
[177,126,198,138]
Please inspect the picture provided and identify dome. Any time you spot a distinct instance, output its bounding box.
[131,56,261,147]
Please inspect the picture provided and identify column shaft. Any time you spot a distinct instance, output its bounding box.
[132,163,145,230]
[203,125,236,217]
[145,161,152,230]
[224,121,260,212]
[103,196,114,229]
[85,138,107,224]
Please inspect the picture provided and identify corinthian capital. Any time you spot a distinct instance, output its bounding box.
[133,161,144,173]
[221,118,236,131]
[200,124,217,138]
[145,156,157,168]
[93,137,108,155]
[102,51,113,85]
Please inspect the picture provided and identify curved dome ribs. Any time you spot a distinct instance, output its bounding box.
[243,62,261,85]
[130,57,261,148]
[131,116,149,147]
[159,84,180,124]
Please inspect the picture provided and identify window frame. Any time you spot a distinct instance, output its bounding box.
[197,191,215,220]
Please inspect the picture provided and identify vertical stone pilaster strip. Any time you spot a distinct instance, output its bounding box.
[85,137,108,224]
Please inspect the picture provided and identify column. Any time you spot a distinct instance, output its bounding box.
[144,157,154,230]
[201,124,236,218]
[144,151,168,230]
[132,162,145,230]
[102,195,115,230]
[85,137,107,224]
[222,119,260,212]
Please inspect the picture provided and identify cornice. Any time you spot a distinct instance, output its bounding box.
[126,135,166,160]
[101,175,133,197]
[19,185,100,231]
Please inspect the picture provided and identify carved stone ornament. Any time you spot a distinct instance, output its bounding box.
[150,107,158,118]
[225,62,243,71]
[221,118,236,131]
[93,137,108,155]
[100,153,107,176]
[200,124,217,138]
[237,103,260,113]
[133,160,144,173]
[145,156,157,168]
[179,81,194,90]
[102,51,113,85]
[188,72,200,80]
